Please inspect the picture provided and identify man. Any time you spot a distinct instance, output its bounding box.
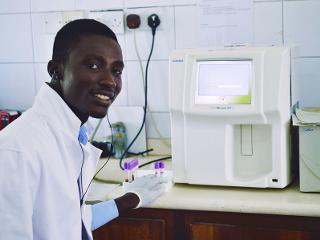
[0,19,167,239]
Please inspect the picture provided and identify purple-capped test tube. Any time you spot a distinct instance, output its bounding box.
[124,158,139,182]
[124,162,129,182]
[154,162,160,176]
[159,161,165,175]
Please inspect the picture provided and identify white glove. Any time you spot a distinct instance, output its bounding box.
[124,174,169,208]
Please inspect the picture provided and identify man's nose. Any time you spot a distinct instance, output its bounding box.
[100,70,116,87]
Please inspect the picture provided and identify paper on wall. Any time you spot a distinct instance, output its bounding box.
[196,0,253,48]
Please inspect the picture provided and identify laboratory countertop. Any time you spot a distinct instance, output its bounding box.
[89,157,320,218]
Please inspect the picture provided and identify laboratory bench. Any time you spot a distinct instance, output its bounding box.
[90,157,320,240]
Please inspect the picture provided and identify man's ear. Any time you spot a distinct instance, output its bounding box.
[47,60,63,80]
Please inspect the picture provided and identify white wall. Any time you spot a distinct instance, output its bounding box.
[1,0,320,149]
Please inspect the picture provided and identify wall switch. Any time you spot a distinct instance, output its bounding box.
[88,10,124,34]
[44,11,84,35]
[44,13,63,34]
[62,11,84,25]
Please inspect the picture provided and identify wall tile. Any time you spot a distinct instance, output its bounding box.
[284,1,320,56]
[125,0,173,8]
[174,5,197,49]
[254,0,280,2]
[0,0,30,13]
[0,64,36,110]
[253,1,283,46]
[173,0,196,5]
[125,60,145,107]
[146,112,171,138]
[76,0,124,10]
[34,63,50,91]
[126,60,169,112]
[147,138,171,155]
[0,14,33,62]
[31,0,75,12]
[293,57,320,108]
[124,7,175,61]
[117,35,127,59]
[147,61,169,112]
[31,12,63,62]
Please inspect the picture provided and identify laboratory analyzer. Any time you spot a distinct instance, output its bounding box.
[169,46,293,188]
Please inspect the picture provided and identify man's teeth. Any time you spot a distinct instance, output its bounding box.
[95,94,110,101]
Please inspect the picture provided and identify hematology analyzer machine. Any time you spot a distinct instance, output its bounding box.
[169,47,292,188]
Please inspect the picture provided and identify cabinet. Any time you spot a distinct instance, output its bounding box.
[93,208,320,240]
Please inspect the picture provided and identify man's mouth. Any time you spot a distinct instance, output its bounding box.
[94,94,110,101]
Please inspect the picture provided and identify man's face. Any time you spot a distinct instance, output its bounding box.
[60,34,124,119]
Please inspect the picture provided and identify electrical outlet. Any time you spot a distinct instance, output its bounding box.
[88,10,124,34]
[125,9,165,32]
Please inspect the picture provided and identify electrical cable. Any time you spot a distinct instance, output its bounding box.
[78,143,85,205]
[92,115,114,177]
[119,25,157,171]
[79,114,114,205]
[89,118,103,142]
[127,148,154,156]
[138,156,171,168]
[133,28,171,148]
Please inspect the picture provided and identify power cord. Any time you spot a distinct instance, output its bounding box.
[132,19,171,148]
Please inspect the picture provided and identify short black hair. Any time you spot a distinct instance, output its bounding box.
[52,19,118,64]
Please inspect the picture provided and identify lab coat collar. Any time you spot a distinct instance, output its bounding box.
[33,84,82,139]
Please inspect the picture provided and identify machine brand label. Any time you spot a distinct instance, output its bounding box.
[303,128,314,132]
[172,59,184,63]
[213,106,232,110]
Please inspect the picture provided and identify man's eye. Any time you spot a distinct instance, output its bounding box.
[113,69,122,76]
[87,63,99,70]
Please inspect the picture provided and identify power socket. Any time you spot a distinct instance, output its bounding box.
[88,10,124,34]
[126,12,163,32]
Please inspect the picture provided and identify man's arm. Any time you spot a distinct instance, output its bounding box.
[91,193,139,230]
[91,175,168,230]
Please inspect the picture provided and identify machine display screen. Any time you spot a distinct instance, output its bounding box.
[195,60,252,104]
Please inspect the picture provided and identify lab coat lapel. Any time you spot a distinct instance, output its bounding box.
[80,143,102,240]
[81,143,102,192]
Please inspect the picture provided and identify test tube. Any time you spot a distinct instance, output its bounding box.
[154,162,160,176]
[124,162,130,182]
[124,158,139,182]
[130,158,139,181]
[159,161,165,175]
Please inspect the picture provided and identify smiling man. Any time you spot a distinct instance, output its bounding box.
[0,19,167,240]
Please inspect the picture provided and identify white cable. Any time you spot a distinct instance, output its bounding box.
[89,118,103,142]
[133,29,171,148]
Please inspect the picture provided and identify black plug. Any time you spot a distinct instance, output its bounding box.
[147,14,160,35]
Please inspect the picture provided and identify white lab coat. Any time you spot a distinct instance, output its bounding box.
[0,84,102,239]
